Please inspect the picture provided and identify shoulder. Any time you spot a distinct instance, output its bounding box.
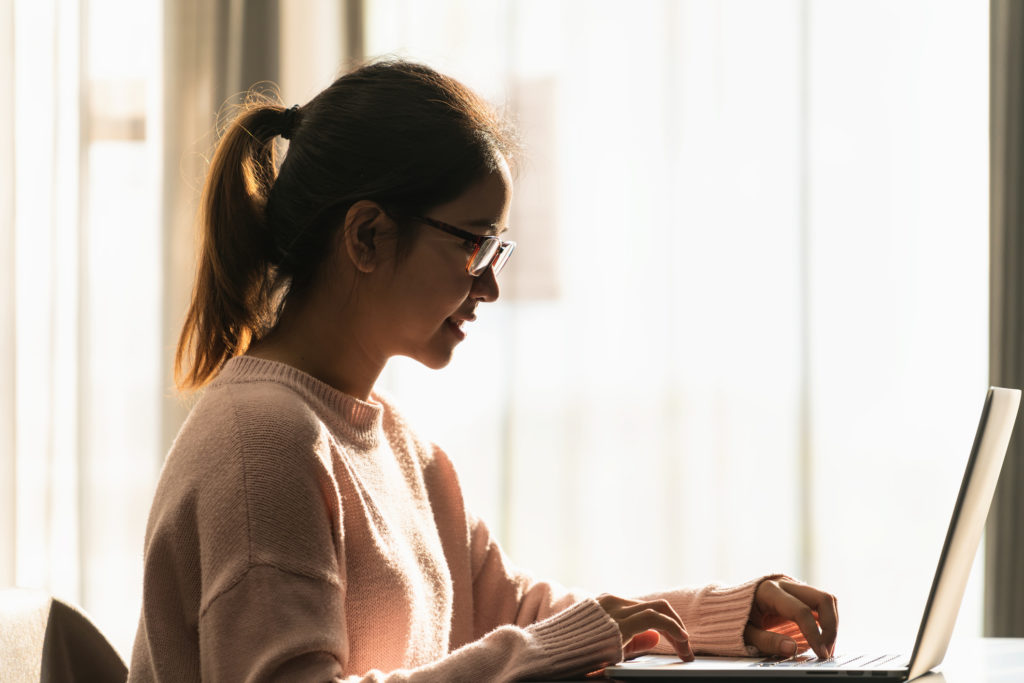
[172,377,329,469]
[159,375,339,535]
[174,374,342,575]
[224,378,327,454]
[198,378,337,497]
[142,367,345,619]
[159,374,335,511]
[179,356,346,458]
[157,382,321,518]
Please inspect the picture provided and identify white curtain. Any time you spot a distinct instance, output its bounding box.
[0,0,16,593]
[2,0,162,658]
[2,0,352,659]
[0,0,989,661]
[368,0,988,651]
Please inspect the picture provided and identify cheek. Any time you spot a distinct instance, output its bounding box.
[392,253,471,322]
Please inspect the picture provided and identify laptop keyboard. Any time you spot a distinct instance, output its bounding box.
[753,653,903,669]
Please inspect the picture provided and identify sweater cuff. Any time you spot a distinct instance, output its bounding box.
[650,574,794,657]
[685,576,764,656]
[522,598,622,679]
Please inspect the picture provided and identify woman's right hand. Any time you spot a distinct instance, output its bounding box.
[596,594,695,662]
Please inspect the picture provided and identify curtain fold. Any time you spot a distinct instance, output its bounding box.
[159,0,281,452]
[986,0,1024,638]
[366,0,988,644]
[160,0,355,450]
[0,0,15,589]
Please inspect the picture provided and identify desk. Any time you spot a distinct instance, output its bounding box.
[920,638,1024,682]
[538,638,1024,682]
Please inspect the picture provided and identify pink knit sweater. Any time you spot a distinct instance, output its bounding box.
[128,357,767,681]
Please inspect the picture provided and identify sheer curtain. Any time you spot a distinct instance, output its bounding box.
[1,0,15,592]
[1,0,352,658]
[2,0,162,657]
[367,0,988,650]
[0,0,989,661]
[160,0,284,453]
[160,0,357,452]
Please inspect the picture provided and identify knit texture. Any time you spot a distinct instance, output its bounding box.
[128,356,764,681]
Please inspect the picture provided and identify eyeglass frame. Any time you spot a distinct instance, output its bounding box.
[408,214,516,277]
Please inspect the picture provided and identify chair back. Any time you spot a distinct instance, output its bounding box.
[0,588,127,683]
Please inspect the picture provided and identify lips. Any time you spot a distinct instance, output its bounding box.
[445,318,467,341]
[445,309,476,340]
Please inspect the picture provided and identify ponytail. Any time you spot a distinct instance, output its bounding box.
[174,99,293,391]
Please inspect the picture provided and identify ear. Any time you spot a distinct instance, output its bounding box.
[341,200,391,273]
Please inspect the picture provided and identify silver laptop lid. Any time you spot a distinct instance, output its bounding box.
[907,386,1020,680]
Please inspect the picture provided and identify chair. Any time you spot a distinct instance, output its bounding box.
[0,588,127,682]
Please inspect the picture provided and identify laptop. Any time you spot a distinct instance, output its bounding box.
[605,386,1021,681]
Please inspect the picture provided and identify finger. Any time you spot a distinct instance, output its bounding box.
[596,594,638,613]
[666,631,694,663]
[612,598,678,621]
[779,581,838,657]
[623,629,660,655]
[611,600,686,638]
[619,611,693,662]
[760,582,828,658]
[619,610,687,641]
[744,624,798,658]
[602,598,693,662]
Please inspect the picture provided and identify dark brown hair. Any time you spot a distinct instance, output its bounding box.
[175,59,519,391]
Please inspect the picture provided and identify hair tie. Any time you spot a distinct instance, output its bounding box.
[280,105,300,140]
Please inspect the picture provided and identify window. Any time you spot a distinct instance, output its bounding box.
[1,0,989,658]
[368,0,988,647]
[6,0,160,656]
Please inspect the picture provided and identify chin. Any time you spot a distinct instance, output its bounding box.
[422,357,453,370]
[403,348,456,370]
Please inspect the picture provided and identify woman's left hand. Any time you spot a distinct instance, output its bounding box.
[744,578,838,660]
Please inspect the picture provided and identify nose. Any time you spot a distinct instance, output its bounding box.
[470,265,500,302]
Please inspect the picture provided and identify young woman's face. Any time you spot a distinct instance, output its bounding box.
[378,157,513,369]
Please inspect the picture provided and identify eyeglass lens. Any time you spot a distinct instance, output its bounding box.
[470,238,501,276]
[490,243,513,275]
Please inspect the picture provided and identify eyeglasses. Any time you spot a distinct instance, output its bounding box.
[410,215,516,277]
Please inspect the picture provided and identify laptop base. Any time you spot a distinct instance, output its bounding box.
[606,653,911,679]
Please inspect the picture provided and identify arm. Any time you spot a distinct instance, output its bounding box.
[636,577,775,656]
[468,512,585,631]
[199,564,621,682]
[421,445,695,667]
[415,442,607,636]
[189,398,622,682]
[637,576,838,658]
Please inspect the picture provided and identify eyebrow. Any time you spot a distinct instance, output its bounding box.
[465,218,508,235]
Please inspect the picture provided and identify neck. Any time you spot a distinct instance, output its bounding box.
[246,293,385,401]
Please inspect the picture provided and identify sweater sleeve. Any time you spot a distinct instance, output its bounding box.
[413,443,625,676]
[467,513,591,632]
[636,573,805,656]
[200,564,621,682]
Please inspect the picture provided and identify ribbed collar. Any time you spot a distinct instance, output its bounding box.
[213,356,384,449]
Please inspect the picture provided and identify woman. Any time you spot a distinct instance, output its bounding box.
[129,59,837,682]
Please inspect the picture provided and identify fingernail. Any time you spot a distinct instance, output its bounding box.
[781,640,797,656]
